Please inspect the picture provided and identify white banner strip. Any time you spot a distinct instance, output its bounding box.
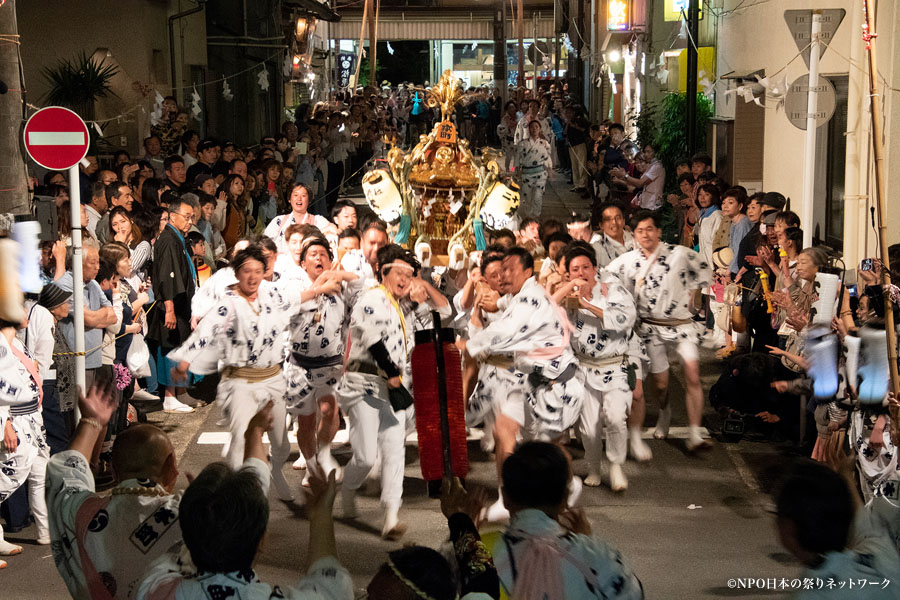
[28,131,85,146]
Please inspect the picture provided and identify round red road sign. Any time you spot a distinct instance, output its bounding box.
[23,106,90,171]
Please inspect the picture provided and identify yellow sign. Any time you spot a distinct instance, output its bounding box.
[665,0,702,22]
[607,0,630,31]
[676,46,716,92]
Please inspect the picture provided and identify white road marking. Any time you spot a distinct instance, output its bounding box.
[27,131,85,145]
[196,427,708,445]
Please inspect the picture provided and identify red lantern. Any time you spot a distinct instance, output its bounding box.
[412,314,468,484]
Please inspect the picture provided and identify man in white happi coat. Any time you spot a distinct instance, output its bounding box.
[0,317,48,568]
[590,203,635,269]
[47,384,183,599]
[338,220,389,290]
[566,208,652,462]
[607,210,713,452]
[455,249,520,456]
[169,245,343,501]
[512,99,540,144]
[466,247,585,519]
[284,236,361,481]
[515,121,553,220]
[275,224,320,291]
[553,241,636,491]
[338,244,450,540]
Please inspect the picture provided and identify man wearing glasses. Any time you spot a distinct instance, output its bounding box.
[147,198,198,413]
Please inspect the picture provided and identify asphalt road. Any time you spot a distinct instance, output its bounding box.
[3,346,808,599]
[2,177,808,598]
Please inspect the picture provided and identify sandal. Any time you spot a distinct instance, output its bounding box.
[715,345,736,360]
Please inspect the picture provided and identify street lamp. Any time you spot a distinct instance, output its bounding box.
[295,14,317,57]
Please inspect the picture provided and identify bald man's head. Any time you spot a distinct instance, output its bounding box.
[111,425,178,491]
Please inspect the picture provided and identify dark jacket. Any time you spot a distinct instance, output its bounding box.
[147,224,196,349]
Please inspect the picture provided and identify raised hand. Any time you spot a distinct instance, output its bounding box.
[559,507,592,535]
[440,477,484,523]
[79,380,118,426]
[304,464,337,521]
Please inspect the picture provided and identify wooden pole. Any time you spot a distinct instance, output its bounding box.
[367,0,377,86]
[352,0,369,92]
[517,0,525,88]
[862,0,900,441]
[371,0,381,87]
[0,0,29,215]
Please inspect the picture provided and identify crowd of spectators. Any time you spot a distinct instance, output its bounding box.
[0,83,897,599]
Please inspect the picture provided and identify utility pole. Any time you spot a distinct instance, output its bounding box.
[532,13,539,92]
[685,0,700,155]
[553,0,560,78]
[573,0,585,103]
[494,1,507,102]
[0,0,29,215]
[517,0,525,88]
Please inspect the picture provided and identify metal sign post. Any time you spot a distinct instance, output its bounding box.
[800,12,823,249]
[68,165,86,401]
[22,106,90,401]
[783,9,844,248]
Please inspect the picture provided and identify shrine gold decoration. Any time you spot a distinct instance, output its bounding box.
[362,70,519,256]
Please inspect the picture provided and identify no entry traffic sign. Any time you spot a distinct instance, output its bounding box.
[23,106,90,171]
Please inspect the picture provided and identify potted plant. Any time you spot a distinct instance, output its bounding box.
[41,51,119,121]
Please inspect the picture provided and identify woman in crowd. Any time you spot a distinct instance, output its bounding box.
[264,182,333,254]
[496,100,519,172]
[221,173,249,249]
[57,201,92,245]
[695,183,724,327]
[108,206,151,281]
[140,177,167,209]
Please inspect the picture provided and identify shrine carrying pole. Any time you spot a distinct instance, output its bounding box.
[862,0,900,440]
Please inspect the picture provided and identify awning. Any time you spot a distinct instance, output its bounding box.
[284,0,341,22]
[328,12,556,40]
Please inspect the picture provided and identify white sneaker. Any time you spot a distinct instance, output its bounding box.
[567,476,583,507]
[686,436,713,453]
[292,453,307,470]
[629,429,653,462]
[36,532,51,545]
[609,463,628,492]
[480,431,495,453]
[584,466,603,487]
[381,505,406,540]
[653,406,671,440]
[316,447,343,482]
[163,396,193,414]
[0,539,22,556]
[481,496,510,523]
[131,389,157,402]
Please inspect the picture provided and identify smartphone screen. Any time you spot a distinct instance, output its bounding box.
[294,141,308,155]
